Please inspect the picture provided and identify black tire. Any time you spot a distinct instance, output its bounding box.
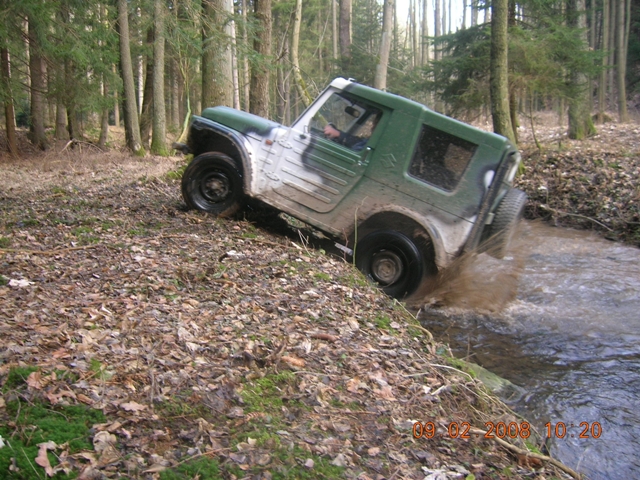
[181,153,243,217]
[355,231,425,299]
[484,188,527,258]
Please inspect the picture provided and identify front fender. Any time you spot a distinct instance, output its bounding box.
[187,115,257,194]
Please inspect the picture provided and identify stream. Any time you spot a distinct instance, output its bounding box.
[418,222,640,480]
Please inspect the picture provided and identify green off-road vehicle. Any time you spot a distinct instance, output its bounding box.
[175,78,526,299]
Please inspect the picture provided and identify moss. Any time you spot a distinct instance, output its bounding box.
[0,399,105,479]
[3,366,40,391]
[159,457,221,479]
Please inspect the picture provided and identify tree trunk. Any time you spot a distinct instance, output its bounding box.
[117,0,144,154]
[241,0,251,111]
[170,60,180,130]
[608,0,615,102]
[1,47,17,155]
[471,0,478,26]
[442,0,447,35]
[228,0,240,110]
[55,101,67,140]
[508,0,518,143]
[422,0,429,64]
[374,0,394,90]
[250,0,272,117]
[202,0,234,109]
[616,0,628,122]
[339,0,352,59]
[98,80,109,148]
[139,28,154,148]
[597,0,609,123]
[462,0,467,28]
[113,65,120,127]
[28,16,48,150]
[292,0,313,107]
[332,0,338,63]
[151,0,168,155]
[434,0,441,60]
[489,0,516,143]
[567,0,596,139]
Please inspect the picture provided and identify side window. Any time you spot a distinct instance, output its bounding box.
[408,125,477,191]
[309,92,382,152]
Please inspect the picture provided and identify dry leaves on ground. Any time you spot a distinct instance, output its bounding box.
[0,151,574,479]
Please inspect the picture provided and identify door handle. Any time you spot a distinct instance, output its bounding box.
[358,146,373,166]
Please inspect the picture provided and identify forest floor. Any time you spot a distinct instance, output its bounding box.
[1,117,637,480]
[515,116,640,246]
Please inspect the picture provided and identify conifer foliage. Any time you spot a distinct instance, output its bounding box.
[0,0,637,155]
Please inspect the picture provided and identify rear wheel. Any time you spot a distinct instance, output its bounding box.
[181,153,243,217]
[355,231,425,299]
[484,188,527,258]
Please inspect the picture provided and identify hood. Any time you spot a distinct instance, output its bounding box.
[201,106,280,138]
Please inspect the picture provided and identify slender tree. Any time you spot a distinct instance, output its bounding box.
[597,0,610,123]
[28,13,48,149]
[339,0,352,59]
[202,0,234,108]
[117,0,144,154]
[139,28,154,147]
[250,0,272,117]
[151,0,168,155]
[616,0,629,122]
[489,0,516,143]
[567,0,596,139]
[1,46,17,155]
[374,0,395,90]
[292,0,313,107]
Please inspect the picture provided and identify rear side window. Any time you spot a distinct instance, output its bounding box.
[408,125,477,191]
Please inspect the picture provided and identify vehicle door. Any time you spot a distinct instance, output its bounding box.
[266,90,382,213]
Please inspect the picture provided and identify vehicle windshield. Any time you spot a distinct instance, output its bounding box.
[309,92,381,151]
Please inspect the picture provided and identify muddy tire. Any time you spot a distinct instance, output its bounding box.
[485,188,527,258]
[181,153,243,217]
[355,231,424,299]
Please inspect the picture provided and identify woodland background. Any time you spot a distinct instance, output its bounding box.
[0,0,638,157]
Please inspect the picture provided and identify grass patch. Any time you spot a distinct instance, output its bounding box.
[155,394,212,420]
[374,314,395,331]
[159,457,221,479]
[241,371,296,414]
[0,236,11,248]
[0,368,106,479]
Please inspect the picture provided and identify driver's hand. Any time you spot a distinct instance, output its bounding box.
[323,124,340,139]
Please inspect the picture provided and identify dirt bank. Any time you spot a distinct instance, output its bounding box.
[516,121,640,246]
[0,149,574,479]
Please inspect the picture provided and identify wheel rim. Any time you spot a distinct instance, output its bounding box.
[370,250,404,285]
[201,171,231,203]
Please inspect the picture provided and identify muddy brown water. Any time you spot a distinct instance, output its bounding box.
[417,222,640,480]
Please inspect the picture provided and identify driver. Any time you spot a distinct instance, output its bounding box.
[323,114,380,151]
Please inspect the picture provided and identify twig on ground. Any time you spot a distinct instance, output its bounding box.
[0,245,100,256]
[539,204,613,231]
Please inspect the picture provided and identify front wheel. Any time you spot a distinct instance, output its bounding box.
[354,231,425,299]
[181,153,243,217]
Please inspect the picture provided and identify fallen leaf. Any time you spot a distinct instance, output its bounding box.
[35,441,57,476]
[368,447,380,456]
[120,401,146,412]
[27,371,43,389]
[281,356,305,367]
